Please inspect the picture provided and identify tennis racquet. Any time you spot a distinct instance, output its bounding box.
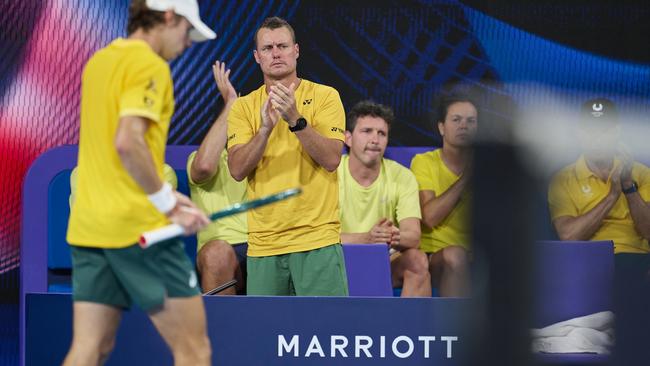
[140,188,302,248]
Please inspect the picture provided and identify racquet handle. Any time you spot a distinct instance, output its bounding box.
[139,224,184,248]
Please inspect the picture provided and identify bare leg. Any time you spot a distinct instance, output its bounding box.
[429,246,470,297]
[196,240,242,295]
[391,249,431,297]
[62,302,122,366]
[148,295,211,366]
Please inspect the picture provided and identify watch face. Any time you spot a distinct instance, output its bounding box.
[624,182,638,194]
[290,118,307,132]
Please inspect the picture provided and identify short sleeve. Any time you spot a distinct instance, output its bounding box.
[548,172,579,220]
[227,98,254,148]
[410,154,435,192]
[186,150,219,189]
[311,87,345,141]
[119,60,172,123]
[163,164,178,190]
[396,169,423,222]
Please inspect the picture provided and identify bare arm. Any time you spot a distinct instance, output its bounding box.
[419,176,468,229]
[115,116,162,193]
[293,127,343,172]
[268,82,342,172]
[390,217,421,251]
[115,115,209,233]
[619,153,650,239]
[190,61,237,184]
[624,191,650,239]
[552,168,621,241]
[227,98,278,181]
[341,218,393,244]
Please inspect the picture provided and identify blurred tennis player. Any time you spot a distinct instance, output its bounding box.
[65,1,215,365]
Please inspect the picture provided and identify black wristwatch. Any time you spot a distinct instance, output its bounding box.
[289,117,307,132]
[622,181,638,195]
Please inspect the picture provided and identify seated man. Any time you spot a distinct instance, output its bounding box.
[548,97,650,254]
[410,93,478,297]
[188,61,248,295]
[548,98,650,360]
[338,101,431,297]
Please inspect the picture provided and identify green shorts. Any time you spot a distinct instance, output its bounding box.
[247,243,348,296]
[70,239,200,311]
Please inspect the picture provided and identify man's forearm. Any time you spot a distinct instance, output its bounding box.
[397,230,420,250]
[228,129,271,181]
[115,117,162,194]
[626,193,650,239]
[553,194,618,240]
[191,100,235,184]
[421,182,465,229]
[294,125,342,172]
[341,232,371,244]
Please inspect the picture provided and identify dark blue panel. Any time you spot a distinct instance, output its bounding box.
[26,294,472,366]
[47,171,72,269]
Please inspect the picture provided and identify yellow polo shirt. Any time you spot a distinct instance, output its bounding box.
[410,149,471,253]
[227,79,345,257]
[338,155,421,234]
[548,155,650,253]
[67,38,173,248]
[187,150,248,251]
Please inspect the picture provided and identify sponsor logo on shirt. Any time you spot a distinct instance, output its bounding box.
[303,99,312,105]
[330,127,344,134]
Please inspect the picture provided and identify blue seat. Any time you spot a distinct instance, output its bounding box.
[342,244,393,296]
[384,146,433,168]
[533,240,614,328]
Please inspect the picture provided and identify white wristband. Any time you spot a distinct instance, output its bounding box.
[148,182,177,214]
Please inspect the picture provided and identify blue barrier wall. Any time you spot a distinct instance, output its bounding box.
[26,294,471,366]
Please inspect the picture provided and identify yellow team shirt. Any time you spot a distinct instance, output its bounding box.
[548,155,650,253]
[338,155,421,234]
[67,38,173,248]
[227,79,345,256]
[187,150,248,252]
[69,164,177,207]
[410,149,471,253]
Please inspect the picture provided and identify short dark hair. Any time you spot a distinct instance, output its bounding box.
[254,17,296,48]
[127,0,166,36]
[435,93,479,124]
[347,101,395,132]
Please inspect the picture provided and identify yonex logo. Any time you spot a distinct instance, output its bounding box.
[330,127,344,134]
[303,99,312,105]
[146,79,157,93]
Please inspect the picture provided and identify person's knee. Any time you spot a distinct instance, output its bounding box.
[173,333,211,365]
[441,246,468,272]
[198,240,238,274]
[402,249,430,275]
[69,335,116,363]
